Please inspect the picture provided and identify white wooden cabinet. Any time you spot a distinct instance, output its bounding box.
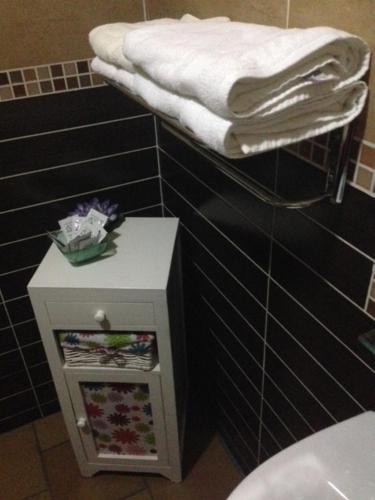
[28,217,186,481]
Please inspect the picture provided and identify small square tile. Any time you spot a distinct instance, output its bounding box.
[34,412,68,451]
[355,166,373,190]
[43,441,144,499]
[0,72,9,85]
[91,73,105,86]
[0,424,46,500]
[50,64,63,78]
[0,86,13,100]
[77,60,89,73]
[53,78,66,91]
[37,66,50,80]
[40,80,53,93]
[63,62,76,76]
[79,74,91,87]
[23,68,37,81]
[9,70,23,83]
[360,144,375,169]
[13,84,26,97]
[27,82,40,96]
[66,76,79,89]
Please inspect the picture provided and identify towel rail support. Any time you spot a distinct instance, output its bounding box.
[107,79,354,209]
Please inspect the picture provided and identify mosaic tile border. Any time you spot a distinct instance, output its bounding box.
[286,134,375,198]
[0,59,105,101]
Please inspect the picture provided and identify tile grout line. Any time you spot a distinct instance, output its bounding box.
[209,289,337,425]
[161,140,375,271]
[0,175,159,215]
[142,0,150,20]
[193,261,264,342]
[286,0,290,28]
[31,418,53,500]
[267,343,338,422]
[161,137,375,264]
[300,209,375,264]
[168,205,266,309]
[154,119,165,216]
[209,327,261,397]
[162,178,267,276]
[166,202,374,374]
[0,263,38,277]
[219,386,260,443]
[270,278,375,373]
[161,153,375,315]
[202,293,262,369]
[0,203,161,248]
[264,371,315,433]
[269,313,367,411]
[218,401,260,460]
[364,263,375,312]
[0,405,40,424]
[257,190,276,463]
[0,113,152,144]
[274,238,375,320]
[217,359,260,420]
[160,146,273,242]
[0,289,43,415]
[0,145,156,182]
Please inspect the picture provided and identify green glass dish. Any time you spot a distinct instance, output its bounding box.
[48,231,109,265]
[64,240,108,264]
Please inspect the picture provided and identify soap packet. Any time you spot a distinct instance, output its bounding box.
[58,209,108,245]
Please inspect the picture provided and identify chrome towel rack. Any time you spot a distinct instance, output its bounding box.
[107,79,354,209]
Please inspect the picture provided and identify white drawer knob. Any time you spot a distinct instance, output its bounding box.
[77,417,87,429]
[94,309,106,323]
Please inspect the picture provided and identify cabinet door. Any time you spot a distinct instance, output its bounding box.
[64,368,168,467]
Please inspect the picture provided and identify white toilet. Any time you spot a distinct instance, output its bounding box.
[228,411,375,500]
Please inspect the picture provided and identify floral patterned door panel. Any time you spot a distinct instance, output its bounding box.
[65,369,168,466]
[82,382,156,457]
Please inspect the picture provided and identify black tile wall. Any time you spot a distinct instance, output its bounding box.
[0,117,154,178]
[0,85,161,433]
[0,86,147,139]
[158,119,375,474]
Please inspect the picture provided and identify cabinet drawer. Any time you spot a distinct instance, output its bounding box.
[46,301,155,327]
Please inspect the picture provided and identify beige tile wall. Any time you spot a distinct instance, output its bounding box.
[0,0,145,69]
[146,0,288,27]
[146,0,374,143]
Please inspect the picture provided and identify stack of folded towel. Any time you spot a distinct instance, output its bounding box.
[89,16,370,158]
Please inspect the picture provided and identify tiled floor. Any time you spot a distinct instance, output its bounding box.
[0,412,242,500]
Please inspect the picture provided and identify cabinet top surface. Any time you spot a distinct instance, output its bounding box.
[28,217,179,291]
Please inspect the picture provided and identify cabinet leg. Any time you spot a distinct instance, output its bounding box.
[78,464,97,478]
[162,468,182,482]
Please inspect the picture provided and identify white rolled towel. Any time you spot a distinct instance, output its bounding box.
[123,22,370,119]
[91,57,367,158]
[89,14,230,73]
